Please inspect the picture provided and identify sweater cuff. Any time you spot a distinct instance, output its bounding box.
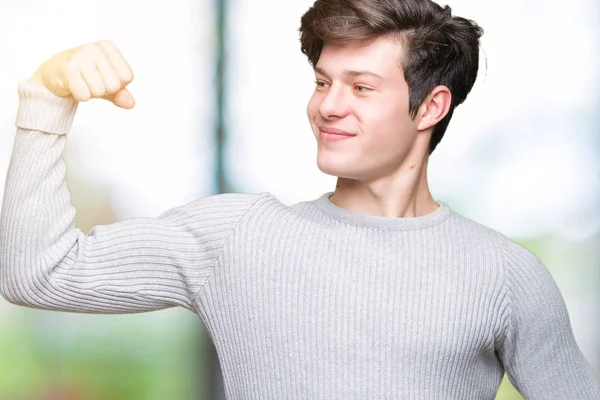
[15,80,79,135]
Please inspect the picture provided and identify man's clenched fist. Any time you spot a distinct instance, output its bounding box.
[28,40,135,109]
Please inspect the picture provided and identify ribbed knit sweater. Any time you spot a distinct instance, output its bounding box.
[1,82,600,399]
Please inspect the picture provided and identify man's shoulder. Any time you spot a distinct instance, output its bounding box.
[447,207,544,266]
[447,206,512,247]
[186,191,279,208]
[157,192,281,222]
[448,208,547,278]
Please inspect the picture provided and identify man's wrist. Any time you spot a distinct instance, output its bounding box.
[27,72,44,88]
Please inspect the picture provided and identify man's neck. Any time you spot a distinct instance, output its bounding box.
[329,157,438,219]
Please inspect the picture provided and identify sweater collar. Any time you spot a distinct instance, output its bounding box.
[313,192,453,230]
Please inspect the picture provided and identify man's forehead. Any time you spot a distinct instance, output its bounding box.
[316,38,405,76]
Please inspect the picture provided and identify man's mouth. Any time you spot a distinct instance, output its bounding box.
[318,126,355,142]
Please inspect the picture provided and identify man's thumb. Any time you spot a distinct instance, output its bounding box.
[105,88,136,109]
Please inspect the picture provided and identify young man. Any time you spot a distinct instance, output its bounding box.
[1,0,599,399]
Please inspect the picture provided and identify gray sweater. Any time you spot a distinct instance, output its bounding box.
[1,82,599,399]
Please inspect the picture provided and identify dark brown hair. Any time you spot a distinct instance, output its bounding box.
[299,0,484,154]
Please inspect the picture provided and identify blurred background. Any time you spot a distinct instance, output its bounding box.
[0,0,598,399]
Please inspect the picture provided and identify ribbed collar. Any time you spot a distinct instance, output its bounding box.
[313,192,453,230]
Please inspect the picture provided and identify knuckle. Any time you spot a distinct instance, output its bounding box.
[105,81,120,93]
[63,66,81,86]
[64,62,80,75]
[88,42,102,52]
[89,87,106,98]
[82,43,103,59]
[100,68,122,93]
[121,71,134,84]
[121,66,134,82]
[81,43,95,53]
[97,40,116,49]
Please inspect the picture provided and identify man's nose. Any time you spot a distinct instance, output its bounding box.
[318,84,350,119]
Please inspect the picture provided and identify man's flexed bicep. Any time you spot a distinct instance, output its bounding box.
[1,192,259,314]
[496,240,600,399]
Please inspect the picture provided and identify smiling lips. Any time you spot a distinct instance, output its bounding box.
[318,126,356,142]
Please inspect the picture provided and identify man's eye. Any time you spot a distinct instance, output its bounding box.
[314,80,329,88]
[355,85,372,92]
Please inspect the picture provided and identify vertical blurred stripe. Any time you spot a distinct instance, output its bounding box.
[207,0,230,397]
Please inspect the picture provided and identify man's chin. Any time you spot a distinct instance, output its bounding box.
[316,160,357,180]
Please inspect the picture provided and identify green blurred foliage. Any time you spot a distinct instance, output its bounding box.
[0,309,204,400]
[496,376,524,400]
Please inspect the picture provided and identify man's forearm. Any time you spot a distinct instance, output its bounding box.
[1,82,79,307]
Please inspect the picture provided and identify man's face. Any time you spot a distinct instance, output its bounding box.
[307,36,421,181]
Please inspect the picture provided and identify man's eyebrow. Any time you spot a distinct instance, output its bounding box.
[342,69,384,80]
[314,66,384,80]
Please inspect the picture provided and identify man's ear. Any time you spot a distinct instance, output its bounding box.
[417,86,452,131]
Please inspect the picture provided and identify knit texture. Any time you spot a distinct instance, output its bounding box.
[2,81,599,399]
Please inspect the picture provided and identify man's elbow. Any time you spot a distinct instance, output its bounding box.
[0,269,40,307]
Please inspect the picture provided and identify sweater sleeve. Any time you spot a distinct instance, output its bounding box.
[0,81,264,314]
[497,239,600,399]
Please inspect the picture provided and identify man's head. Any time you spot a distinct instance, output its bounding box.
[299,0,483,181]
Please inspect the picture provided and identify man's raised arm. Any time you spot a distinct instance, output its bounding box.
[0,41,263,314]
